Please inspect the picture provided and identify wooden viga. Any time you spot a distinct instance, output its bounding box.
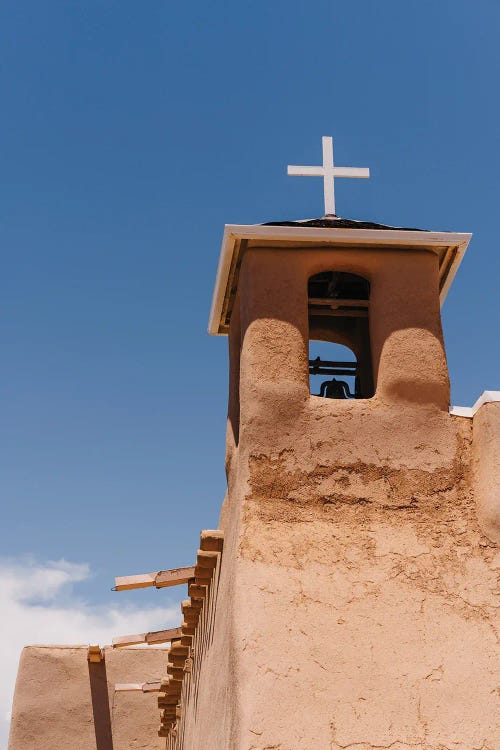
[158,529,224,741]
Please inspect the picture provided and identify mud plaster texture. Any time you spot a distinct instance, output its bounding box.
[183,408,499,750]
[8,646,166,750]
[175,246,499,750]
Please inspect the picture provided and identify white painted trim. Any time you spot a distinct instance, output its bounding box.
[450,391,500,418]
[208,225,234,338]
[208,224,472,335]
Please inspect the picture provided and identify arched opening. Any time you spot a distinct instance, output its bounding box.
[309,341,358,397]
[308,271,374,399]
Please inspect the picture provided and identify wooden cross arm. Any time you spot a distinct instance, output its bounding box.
[114,566,195,591]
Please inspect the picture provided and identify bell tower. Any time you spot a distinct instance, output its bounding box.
[188,138,499,750]
[210,217,470,488]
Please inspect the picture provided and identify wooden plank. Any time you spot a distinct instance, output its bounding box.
[114,682,163,695]
[114,565,195,592]
[160,711,176,720]
[155,566,196,588]
[170,641,189,654]
[196,550,219,569]
[188,583,207,599]
[183,598,202,610]
[115,683,143,692]
[200,529,224,552]
[114,682,162,694]
[167,678,182,700]
[146,627,183,645]
[87,645,104,663]
[114,572,157,591]
[142,681,162,693]
[182,613,199,627]
[158,694,178,706]
[169,655,187,668]
[113,626,182,648]
[194,565,213,583]
[182,603,202,619]
[112,632,147,648]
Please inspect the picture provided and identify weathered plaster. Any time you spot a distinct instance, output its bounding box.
[473,401,500,543]
[174,243,499,750]
[8,646,166,750]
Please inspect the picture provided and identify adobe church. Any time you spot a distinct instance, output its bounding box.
[8,137,499,750]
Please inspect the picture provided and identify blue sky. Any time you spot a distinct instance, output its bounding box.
[0,1,499,736]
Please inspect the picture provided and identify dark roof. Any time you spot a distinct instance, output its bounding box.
[263,216,426,232]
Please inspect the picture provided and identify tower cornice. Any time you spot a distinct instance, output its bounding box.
[208,222,472,335]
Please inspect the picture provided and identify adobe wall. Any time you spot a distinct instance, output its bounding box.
[177,246,499,749]
[8,645,167,750]
[177,408,498,750]
[473,401,500,543]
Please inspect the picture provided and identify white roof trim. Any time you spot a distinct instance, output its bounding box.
[208,223,472,335]
[450,391,500,418]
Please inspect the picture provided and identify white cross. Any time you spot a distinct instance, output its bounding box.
[287,136,370,216]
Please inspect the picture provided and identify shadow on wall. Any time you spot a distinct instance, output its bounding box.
[88,660,114,750]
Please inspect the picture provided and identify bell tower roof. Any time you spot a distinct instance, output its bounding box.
[208,218,472,336]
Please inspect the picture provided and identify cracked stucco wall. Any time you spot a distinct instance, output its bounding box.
[179,245,498,750]
[179,399,499,750]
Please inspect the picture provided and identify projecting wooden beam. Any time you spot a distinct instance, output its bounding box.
[87,645,104,663]
[142,681,163,693]
[155,567,195,588]
[115,681,163,693]
[146,627,183,645]
[114,566,195,592]
[200,529,224,552]
[112,626,183,648]
[112,633,147,647]
[113,572,156,591]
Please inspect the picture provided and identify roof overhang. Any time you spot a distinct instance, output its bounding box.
[208,223,472,335]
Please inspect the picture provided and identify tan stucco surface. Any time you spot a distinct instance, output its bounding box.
[170,245,499,749]
[473,401,500,543]
[8,646,167,750]
[176,407,499,750]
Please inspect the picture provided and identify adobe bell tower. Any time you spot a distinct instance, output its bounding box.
[184,137,499,750]
[212,214,466,483]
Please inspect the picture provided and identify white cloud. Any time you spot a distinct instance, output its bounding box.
[0,557,180,750]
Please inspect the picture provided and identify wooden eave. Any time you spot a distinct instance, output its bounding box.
[208,224,472,336]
